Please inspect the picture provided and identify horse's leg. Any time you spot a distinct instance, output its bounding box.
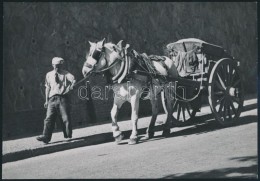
[111,98,124,144]
[145,88,159,139]
[128,93,140,145]
[162,87,174,137]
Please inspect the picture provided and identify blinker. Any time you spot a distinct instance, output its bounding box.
[92,49,102,61]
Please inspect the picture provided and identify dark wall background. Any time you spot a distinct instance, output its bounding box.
[3,2,257,139]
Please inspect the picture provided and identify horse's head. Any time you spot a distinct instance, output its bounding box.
[82,38,125,77]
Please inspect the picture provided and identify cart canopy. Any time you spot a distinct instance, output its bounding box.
[166,38,229,58]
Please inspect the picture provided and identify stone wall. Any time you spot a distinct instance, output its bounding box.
[3,2,257,139]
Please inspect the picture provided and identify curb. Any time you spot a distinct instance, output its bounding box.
[3,132,113,163]
[2,125,164,163]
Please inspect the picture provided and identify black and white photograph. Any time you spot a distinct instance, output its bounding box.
[2,1,258,179]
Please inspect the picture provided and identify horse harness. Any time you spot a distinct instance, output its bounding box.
[81,44,169,87]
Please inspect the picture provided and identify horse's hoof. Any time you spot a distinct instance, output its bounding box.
[128,138,138,145]
[144,132,154,140]
[162,129,171,137]
[115,133,124,144]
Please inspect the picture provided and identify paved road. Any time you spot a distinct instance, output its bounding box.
[2,108,257,179]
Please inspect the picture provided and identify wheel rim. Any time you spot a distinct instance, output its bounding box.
[208,58,244,126]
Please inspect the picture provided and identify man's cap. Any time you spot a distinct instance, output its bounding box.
[52,57,64,65]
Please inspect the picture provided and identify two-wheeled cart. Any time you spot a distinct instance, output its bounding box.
[163,38,244,126]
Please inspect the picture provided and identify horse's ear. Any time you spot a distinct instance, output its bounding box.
[89,41,95,46]
[117,40,123,49]
[101,38,106,46]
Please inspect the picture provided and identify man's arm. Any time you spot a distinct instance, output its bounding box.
[68,73,76,90]
[44,74,51,108]
[45,87,50,102]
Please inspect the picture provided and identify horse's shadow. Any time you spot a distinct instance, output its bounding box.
[137,103,257,144]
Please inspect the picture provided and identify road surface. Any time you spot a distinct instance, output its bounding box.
[2,108,257,179]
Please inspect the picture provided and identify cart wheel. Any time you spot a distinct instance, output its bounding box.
[172,99,197,126]
[208,58,244,126]
[161,91,200,127]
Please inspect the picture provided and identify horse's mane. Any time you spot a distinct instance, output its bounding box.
[104,42,115,51]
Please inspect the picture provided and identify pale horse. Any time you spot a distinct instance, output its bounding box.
[82,38,178,145]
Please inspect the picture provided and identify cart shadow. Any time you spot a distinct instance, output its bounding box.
[139,103,257,143]
[161,155,257,178]
[170,115,257,138]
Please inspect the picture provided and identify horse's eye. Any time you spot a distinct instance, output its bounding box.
[85,63,93,69]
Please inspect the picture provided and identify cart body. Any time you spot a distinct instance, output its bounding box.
[164,38,244,126]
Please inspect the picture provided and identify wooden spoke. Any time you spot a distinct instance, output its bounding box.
[219,65,226,80]
[217,73,226,90]
[230,69,237,86]
[226,64,233,86]
[214,91,225,96]
[227,64,235,86]
[222,65,228,86]
[185,103,192,117]
[215,81,225,91]
[230,100,239,118]
[218,98,225,113]
[227,101,232,120]
[177,103,181,121]
[172,100,177,110]
[216,96,225,105]
[226,65,230,85]
[182,105,186,122]
[223,103,227,121]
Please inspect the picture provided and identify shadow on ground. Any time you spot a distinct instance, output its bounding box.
[140,102,257,139]
[67,103,257,145]
[170,114,256,138]
[162,155,257,178]
[2,102,257,163]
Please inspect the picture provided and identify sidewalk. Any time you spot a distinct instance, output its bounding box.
[2,96,257,163]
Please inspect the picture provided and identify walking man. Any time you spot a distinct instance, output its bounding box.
[36,57,76,144]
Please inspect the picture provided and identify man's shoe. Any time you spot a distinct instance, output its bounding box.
[36,135,50,144]
[64,135,72,142]
[64,137,72,142]
[64,134,72,139]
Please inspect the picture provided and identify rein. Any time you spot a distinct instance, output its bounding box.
[74,50,122,87]
[94,57,121,73]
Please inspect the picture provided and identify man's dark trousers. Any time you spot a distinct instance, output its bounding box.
[43,95,72,141]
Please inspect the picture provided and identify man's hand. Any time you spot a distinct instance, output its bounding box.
[70,80,76,91]
[44,101,48,108]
